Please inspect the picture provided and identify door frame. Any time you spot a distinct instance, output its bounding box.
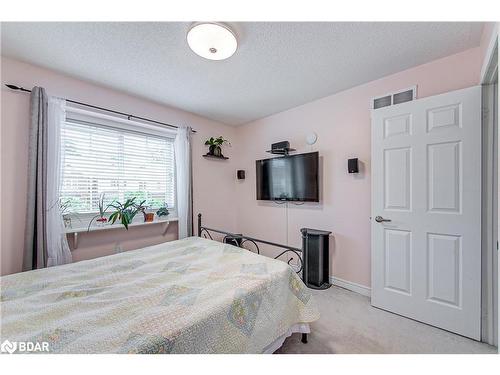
[480,26,498,346]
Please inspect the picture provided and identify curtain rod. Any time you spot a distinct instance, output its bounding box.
[4,84,196,133]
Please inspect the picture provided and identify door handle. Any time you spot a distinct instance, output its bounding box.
[375,216,391,223]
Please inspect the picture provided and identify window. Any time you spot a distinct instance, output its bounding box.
[60,111,176,215]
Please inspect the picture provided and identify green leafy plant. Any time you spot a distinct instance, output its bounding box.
[108,197,147,230]
[59,198,73,229]
[156,203,169,217]
[204,136,230,147]
[205,136,231,157]
[87,193,112,231]
[59,198,72,215]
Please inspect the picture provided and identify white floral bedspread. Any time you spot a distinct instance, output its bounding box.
[0,237,319,353]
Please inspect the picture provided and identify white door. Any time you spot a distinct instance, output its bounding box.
[371,86,481,340]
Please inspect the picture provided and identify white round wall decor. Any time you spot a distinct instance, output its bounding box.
[306,132,318,145]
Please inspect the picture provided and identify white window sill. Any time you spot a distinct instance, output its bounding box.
[65,216,179,249]
[65,216,178,234]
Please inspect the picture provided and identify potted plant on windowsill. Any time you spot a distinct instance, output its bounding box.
[60,198,73,229]
[156,203,169,220]
[205,136,230,157]
[139,205,155,222]
[108,197,147,230]
[87,193,111,231]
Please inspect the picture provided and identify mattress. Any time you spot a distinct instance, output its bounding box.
[0,237,319,353]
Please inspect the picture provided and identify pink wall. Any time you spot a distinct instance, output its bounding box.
[0,56,238,275]
[0,42,488,285]
[233,47,483,288]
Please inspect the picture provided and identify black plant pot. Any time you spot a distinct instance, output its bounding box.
[208,145,222,157]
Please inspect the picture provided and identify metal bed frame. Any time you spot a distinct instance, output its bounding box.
[197,213,308,344]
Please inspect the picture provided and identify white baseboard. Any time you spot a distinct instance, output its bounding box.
[330,276,371,297]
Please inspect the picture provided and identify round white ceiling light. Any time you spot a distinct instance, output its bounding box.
[187,23,237,60]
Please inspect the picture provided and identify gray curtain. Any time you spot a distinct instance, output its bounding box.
[23,87,49,270]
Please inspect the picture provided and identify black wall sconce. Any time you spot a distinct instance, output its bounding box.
[237,170,245,180]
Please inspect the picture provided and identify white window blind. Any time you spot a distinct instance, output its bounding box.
[60,117,175,214]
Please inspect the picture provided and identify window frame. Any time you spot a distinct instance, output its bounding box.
[60,105,178,225]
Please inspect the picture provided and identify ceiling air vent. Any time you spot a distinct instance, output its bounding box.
[372,86,417,110]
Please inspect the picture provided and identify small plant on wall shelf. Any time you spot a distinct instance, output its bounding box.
[204,136,230,158]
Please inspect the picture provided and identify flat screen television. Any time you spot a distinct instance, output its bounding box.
[256,151,319,202]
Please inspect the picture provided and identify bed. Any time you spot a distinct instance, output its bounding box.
[0,236,319,354]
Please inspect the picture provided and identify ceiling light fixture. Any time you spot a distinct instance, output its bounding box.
[187,22,237,61]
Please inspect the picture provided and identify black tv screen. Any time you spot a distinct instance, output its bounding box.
[256,152,319,202]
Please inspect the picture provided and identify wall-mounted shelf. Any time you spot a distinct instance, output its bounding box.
[203,154,229,160]
[65,217,178,249]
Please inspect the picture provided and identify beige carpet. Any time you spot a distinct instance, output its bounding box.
[277,286,497,354]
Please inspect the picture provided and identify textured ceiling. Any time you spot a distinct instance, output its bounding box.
[1,22,484,125]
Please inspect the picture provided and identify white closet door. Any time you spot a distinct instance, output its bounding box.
[371,86,481,340]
